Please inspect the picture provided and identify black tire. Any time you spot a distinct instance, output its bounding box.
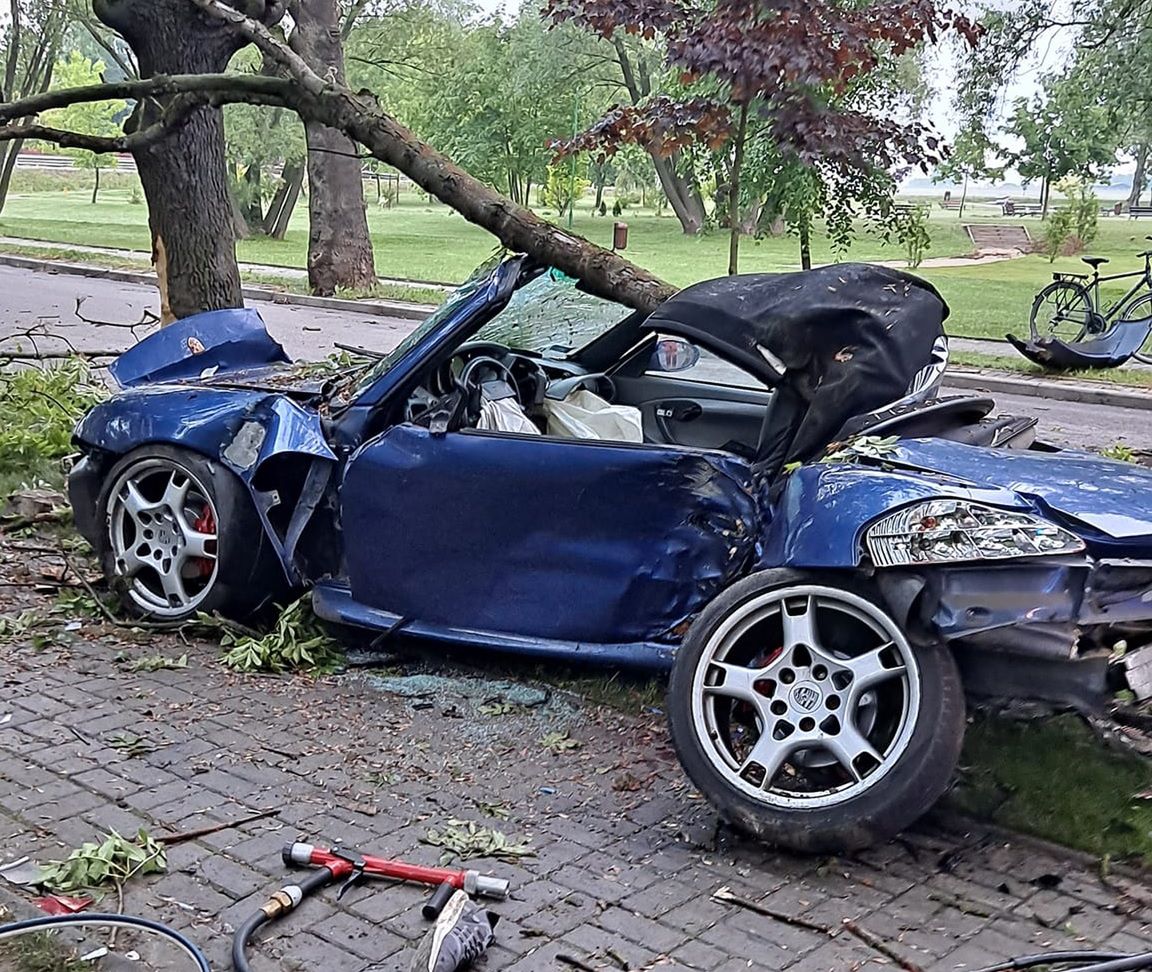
[1119,292,1152,365]
[1029,280,1095,344]
[667,569,965,853]
[96,445,288,622]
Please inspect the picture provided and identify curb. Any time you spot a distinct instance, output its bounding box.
[0,254,434,322]
[947,367,1152,410]
[5,251,1152,410]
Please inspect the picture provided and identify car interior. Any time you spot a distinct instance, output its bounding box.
[398,325,1039,473]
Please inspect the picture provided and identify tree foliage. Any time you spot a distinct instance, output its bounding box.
[42,50,124,195]
[549,0,979,270]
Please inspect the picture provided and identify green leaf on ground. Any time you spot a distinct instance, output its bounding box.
[39,828,166,895]
[422,819,534,864]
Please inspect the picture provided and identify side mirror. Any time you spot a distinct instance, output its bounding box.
[650,337,701,373]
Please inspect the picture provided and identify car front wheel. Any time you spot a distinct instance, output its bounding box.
[96,446,285,622]
[668,569,964,853]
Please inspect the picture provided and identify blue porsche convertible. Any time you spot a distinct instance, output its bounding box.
[68,256,1152,851]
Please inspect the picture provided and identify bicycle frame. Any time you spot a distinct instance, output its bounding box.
[1052,256,1152,324]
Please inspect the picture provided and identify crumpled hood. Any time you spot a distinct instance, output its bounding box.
[895,438,1152,540]
[110,307,293,389]
[179,362,330,398]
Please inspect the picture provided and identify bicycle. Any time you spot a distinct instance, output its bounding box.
[1029,237,1152,364]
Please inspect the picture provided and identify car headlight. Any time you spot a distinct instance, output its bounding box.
[865,499,1085,567]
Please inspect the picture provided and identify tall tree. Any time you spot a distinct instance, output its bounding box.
[92,0,287,321]
[42,50,126,204]
[1003,81,1119,217]
[0,0,66,214]
[290,0,376,295]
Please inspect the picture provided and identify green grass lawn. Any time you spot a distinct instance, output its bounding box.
[5,184,1152,345]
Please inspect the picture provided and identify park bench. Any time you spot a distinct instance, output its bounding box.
[1130,205,1152,219]
[1000,200,1044,217]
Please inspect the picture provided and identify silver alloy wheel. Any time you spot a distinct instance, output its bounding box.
[105,457,219,618]
[689,585,920,810]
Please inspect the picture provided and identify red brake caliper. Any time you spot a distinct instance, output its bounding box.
[191,507,217,577]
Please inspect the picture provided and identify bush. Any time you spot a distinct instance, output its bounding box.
[1043,176,1099,263]
[900,203,932,269]
[0,358,106,474]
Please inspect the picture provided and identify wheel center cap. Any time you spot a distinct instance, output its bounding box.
[790,681,822,713]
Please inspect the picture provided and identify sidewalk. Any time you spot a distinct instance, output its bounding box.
[1,534,1151,971]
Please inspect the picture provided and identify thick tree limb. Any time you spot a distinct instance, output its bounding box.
[0,73,295,125]
[191,0,675,311]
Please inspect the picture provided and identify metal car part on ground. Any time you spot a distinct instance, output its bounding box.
[67,255,1152,853]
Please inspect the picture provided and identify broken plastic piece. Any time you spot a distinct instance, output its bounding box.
[35,894,93,915]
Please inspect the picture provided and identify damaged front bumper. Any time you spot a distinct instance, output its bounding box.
[878,558,1152,712]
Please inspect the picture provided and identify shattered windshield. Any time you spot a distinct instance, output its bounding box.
[474,268,630,355]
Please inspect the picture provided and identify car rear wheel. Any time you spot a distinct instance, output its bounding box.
[97,446,286,622]
[668,569,964,853]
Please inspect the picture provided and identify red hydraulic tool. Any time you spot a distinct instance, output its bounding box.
[283,842,511,899]
[231,843,511,971]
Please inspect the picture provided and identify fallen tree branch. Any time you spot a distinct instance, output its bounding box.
[0,350,120,360]
[74,297,159,337]
[711,886,924,972]
[157,808,281,845]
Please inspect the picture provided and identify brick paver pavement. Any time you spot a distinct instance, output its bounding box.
[1,559,1151,970]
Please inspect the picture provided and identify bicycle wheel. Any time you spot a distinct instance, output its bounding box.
[1119,292,1152,364]
[1030,280,1095,343]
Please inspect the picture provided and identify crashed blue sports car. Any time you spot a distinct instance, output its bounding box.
[69,256,1152,852]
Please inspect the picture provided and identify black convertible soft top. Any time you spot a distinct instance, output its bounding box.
[648,263,950,474]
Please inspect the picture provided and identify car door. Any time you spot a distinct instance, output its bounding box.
[610,342,772,454]
[339,423,759,647]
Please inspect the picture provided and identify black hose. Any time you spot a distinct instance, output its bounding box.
[0,913,211,971]
[977,953,1130,972]
[231,866,339,972]
[978,954,1152,972]
[1070,955,1152,972]
[230,911,270,972]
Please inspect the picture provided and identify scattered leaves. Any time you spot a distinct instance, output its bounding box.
[220,598,343,673]
[105,733,156,758]
[821,434,900,464]
[39,829,166,895]
[422,819,534,863]
[540,729,581,753]
[123,653,188,673]
[1102,443,1136,462]
[0,609,44,640]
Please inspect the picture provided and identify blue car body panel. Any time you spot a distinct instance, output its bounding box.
[340,424,759,644]
[109,308,290,388]
[893,439,1152,549]
[311,583,676,668]
[761,462,1030,568]
[74,386,336,474]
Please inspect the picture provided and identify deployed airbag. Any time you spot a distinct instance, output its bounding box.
[541,389,643,442]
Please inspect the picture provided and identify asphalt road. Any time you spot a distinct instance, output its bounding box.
[0,263,1145,453]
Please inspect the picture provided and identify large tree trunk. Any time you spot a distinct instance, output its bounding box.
[92,0,281,320]
[1130,143,1149,211]
[289,0,376,296]
[611,37,705,236]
